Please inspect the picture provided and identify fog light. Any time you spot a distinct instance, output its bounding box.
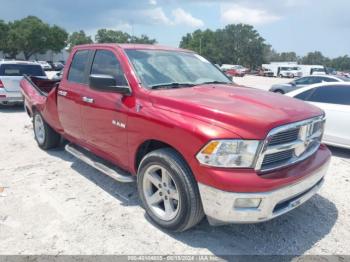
[234,198,262,208]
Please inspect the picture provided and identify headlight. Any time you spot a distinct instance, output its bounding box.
[196,140,260,168]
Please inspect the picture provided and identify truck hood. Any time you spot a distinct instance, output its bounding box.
[149,84,323,139]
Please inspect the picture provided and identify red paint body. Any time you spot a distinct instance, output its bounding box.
[21,44,331,193]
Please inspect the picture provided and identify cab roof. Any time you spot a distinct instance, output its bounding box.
[74,43,192,53]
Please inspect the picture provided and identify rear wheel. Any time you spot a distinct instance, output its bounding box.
[279,74,284,78]
[137,148,204,232]
[33,111,60,149]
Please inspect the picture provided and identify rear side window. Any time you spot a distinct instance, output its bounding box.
[308,85,350,105]
[68,50,90,84]
[321,77,339,82]
[90,50,128,86]
[0,64,45,76]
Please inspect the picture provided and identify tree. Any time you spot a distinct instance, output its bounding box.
[95,29,130,43]
[95,29,156,44]
[180,24,268,68]
[329,55,350,71]
[301,51,327,65]
[4,16,68,60]
[130,34,156,44]
[67,30,93,51]
[0,20,9,52]
[48,25,68,54]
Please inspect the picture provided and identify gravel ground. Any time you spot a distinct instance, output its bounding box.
[0,76,349,256]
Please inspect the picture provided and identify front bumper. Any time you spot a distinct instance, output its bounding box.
[198,158,330,225]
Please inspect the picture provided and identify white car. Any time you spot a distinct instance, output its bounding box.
[0,61,47,105]
[287,82,350,149]
[278,66,302,78]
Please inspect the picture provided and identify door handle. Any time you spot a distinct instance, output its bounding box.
[82,96,94,103]
[58,90,68,97]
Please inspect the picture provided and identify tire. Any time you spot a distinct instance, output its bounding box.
[279,74,284,78]
[137,148,204,232]
[274,89,285,94]
[290,74,294,78]
[33,111,60,149]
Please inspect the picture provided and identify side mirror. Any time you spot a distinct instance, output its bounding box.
[89,74,131,95]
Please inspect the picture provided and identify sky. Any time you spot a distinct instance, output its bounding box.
[0,0,349,58]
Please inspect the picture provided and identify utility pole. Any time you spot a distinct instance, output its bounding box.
[199,37,202,55]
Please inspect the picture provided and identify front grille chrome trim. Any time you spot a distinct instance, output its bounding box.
[255,115,325,173]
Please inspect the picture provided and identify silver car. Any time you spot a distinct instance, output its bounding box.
[0,61,46,105]
[269,75,350,94]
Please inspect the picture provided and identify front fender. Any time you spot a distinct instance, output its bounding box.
[127,105,240,177]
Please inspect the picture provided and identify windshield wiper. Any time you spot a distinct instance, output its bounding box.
[149,82,195,90]
[196,81,232,85]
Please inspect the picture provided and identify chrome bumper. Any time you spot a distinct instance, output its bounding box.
[198,159,330,225]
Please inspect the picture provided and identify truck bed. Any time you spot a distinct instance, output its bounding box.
[20,75,63,133]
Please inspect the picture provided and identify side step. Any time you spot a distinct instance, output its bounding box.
[65,144,135,183]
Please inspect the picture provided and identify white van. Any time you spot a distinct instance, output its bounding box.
[299,65,326,76]
[262,63,302,78]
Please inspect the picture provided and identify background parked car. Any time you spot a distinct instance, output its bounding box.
[0,61,46,105]
[220,64,246,77]
[51,70,63,80]
[259,67,274,77]
[287,83,350,149]
[37,61,52,71]
[269,75,350,94]
[278,66,302,78]
[51,62,64,71]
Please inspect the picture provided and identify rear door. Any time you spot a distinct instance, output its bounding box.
[0,64,45,92]
[307,85,350,147]
[80,48,131,169]
[57,49,92,141]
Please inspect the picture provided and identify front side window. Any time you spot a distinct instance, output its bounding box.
[295,89,314,100]
[90,50,128,86]
[295,77,312,85]
[0,64,45,76]
[308,85,350,105]
[125,49,231,89]
[67,50,90,84]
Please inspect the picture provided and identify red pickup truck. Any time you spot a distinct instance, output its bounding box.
[21,44,331,231]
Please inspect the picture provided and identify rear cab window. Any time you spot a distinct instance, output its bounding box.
[67,50,91,84]
[0,64,45,76]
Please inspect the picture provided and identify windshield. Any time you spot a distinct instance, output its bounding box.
[125,49,231,89]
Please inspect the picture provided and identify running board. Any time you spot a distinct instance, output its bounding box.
[65,144,135,183]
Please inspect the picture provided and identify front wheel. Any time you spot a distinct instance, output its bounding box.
[137,148,204,232]
[33,111,60,149]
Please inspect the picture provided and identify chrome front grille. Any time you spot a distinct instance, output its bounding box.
[268,128,300,146]
[255,116,325,173]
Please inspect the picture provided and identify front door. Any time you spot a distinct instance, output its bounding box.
[80,49,131,170]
